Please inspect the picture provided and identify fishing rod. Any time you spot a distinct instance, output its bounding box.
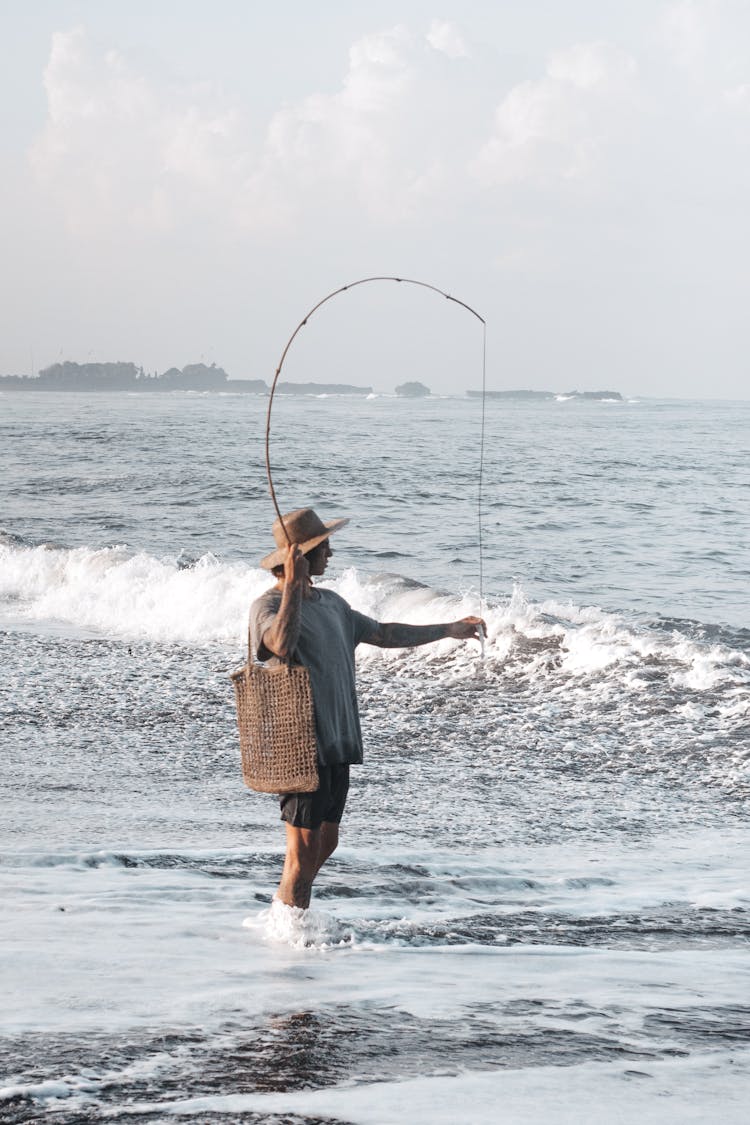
[264,275,488,631]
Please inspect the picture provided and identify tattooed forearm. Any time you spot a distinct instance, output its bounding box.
[366,622,452,649]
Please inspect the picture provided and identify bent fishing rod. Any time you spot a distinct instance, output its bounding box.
[263,275,488,632]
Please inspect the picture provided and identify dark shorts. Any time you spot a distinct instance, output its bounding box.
[279,765,350,830]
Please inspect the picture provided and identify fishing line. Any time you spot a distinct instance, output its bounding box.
[478,319,487,632]
[264,276,487,635]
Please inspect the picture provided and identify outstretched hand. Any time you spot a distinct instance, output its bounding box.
[447,616,487,641]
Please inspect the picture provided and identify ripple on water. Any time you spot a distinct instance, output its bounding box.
[2,998,717,1123]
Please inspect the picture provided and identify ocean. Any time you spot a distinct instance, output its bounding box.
[1,390,748,1123]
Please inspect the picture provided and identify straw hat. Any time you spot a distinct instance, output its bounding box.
[259,507,349,569]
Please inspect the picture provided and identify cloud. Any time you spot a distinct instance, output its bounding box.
[546,41,636,90]
[426,20,469,59]
[244,26,424,225]
[30,28,254,235]
[31,25,459,236]
[472,43,637,187]
[32,17,743,246]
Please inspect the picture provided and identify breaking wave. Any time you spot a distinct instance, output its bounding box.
[0,539,748,693]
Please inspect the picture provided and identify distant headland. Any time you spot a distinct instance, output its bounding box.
[0,361,622,401]
[0,361,371,396]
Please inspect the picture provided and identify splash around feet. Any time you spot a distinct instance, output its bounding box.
[244,897,351,949]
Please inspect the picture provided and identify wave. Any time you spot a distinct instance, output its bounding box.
[0,541,748,706]
[0,539,256,644]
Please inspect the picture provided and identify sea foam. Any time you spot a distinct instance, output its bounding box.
[0,541,747,707]
[0,540,259,644]
[246,897,350,949]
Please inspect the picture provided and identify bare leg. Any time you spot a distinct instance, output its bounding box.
[277,825,320,909]
[276,821,340,908]
[315,821,339,876]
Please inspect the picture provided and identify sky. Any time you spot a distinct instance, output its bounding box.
[1,0,749,398]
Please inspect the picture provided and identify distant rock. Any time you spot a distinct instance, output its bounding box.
[395,381,431,397]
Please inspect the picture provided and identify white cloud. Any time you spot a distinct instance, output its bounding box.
[31,25,451,235]
[27,27,646,238]
[426,20,469,60]
[344,26,414,110]
[244,26,423,224]
[472,43,637,187]
[30,28,254,234]
[547,41,636,90]
[29,17,742,249]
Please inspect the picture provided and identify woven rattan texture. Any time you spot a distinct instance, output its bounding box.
[232,662,319,793]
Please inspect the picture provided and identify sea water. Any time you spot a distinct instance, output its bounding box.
[0,391,748,1123]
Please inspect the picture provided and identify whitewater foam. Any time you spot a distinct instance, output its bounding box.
[1,542,747,702]
[247,897,351,949]
[0,540,261,644]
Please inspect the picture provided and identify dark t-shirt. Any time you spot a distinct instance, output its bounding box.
[249,587,378,766]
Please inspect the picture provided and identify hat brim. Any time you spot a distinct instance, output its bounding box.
[259,517,350,569]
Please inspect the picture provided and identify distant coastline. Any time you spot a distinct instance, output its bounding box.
[0,361,237,393]
[466,389,624,402]
[0,361,372,396]
[0,361,622,401]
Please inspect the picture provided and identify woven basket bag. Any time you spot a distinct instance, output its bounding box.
[231,652,319,794]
